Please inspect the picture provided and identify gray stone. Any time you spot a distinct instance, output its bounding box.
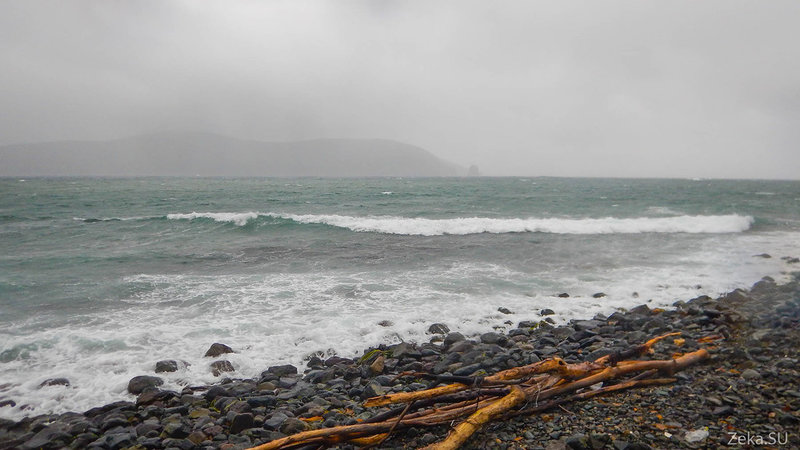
[629,304,651,315]
[38,378,70,388]
[324,356,352,366]
[263,412,288,430]
[155,360,179,373]
[163,421,191,438]
[565,433,590,450]
[684,429,709,443]
[428,323,450,334]
[573,320,603,331]
[280,418,310,435]
[304,368,335,384]
[443,332,466,347]
[210,360,235,376]
[390,342,421,359]
[162,438,196,450]
[447,340,474,353]
[278,376,298,388]
[21,426,72,449]
[497,307,514,314]
[779,413,799,426]
[99,414,128,432]
[421,433,438,445]
[226,400,252,414]
[187,431,208,445]
[246,395,278,408]
[265,364,298,377]
[540,308,556,316]
[775,358,795,369]
[229,413,255,434]
[741,368,761,380]
[712,405,734,416]
[204,342,235,357]
[88,432,136,449]
[127,375,163,395]
[453,363,482,376]
[204,385,232,401]
[480,332,507,345]
[362,381,385,398]
[509,328,529,337]
[136,421,162,436]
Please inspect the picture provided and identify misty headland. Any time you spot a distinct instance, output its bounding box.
[0,132,467,177]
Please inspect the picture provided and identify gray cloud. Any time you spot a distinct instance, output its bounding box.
[1,0,799,178]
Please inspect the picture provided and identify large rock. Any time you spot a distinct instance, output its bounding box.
[428,323,450,334]
[210,360,234,376]
[127,375,163,395]
[369,355,385,375]
[363,381,385,399]
[480,332,507,345]
[21,426,72,449]
[264,364,298,377]
[204,343,234,357]
[229,413,255,434]
[443,332,466,347]
[263,412,289,430]
[155,360,179,373]
[280,418,310,435]
[204,385,232,401]
[390,342,421,359]
[38,378,70,388]
[136,389,176,407]
[304,368,335,384]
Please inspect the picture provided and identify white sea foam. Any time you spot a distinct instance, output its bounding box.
[165,212,754,235]
[166,212,259,226]
[1,229,798,420]
[276,213,753,235]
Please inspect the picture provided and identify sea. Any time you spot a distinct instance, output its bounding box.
[1,176,799,420]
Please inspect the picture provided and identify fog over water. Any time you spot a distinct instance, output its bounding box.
[1,1,799,178]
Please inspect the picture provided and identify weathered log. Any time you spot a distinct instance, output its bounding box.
[595,332,681,365]
[363,383,468,408]
[525,349,709,402]
[248,341,709,450]
[421,386,527,450]
[507,377,676,418]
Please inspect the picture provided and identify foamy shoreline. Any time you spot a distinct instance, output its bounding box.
[2,270,798,449]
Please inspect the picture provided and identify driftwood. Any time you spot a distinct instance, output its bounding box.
[248,333,710,450]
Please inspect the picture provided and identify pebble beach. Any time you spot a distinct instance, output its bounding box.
[2,269,798,450]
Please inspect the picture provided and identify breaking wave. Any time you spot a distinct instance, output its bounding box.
[165,212,754,235]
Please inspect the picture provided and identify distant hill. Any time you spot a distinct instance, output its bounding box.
[0,132,463,177]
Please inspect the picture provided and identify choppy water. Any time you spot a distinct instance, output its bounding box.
[1,176,799,419]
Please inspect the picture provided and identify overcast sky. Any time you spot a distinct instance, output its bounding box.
[1,1,799,178]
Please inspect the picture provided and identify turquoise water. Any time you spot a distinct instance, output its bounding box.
[1,177,799,418]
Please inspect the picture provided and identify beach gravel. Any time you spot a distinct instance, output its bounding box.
[1,274,798,449]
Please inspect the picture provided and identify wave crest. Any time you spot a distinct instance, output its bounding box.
[166,212,259,227]
[166,212,754,235]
